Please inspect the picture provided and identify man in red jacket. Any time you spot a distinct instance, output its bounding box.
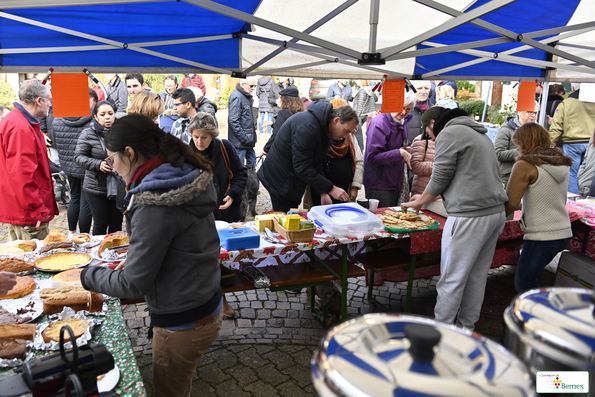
[0,79,58,241]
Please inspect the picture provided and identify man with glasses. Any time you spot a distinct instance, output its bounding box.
[169,88,197,145]
[160,75,178,111]
[550,83,595,194]
[228,78,257,168]
[495,102,539,185]
[0,79,58,241]
[258,102,355,212]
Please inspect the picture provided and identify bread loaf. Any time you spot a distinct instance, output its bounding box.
[43,291,103,315]
[0,258,34,273]
[0,324,36,341]
[42,318,90,343]
[39,241,73,254]
[43,230,66,246]
[51,269,83,283]
[0,339,27,360]
[40,286,87,299]
[98,234,129,255]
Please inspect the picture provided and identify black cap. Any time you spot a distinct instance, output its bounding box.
[279,86,299,97]
[433,108,469,137]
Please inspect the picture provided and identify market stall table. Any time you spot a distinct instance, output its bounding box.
[0,249,146,397]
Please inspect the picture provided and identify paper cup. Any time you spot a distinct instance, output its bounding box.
[369,199,379,213]
[357,198,369,209]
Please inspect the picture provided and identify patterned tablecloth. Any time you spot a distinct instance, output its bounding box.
[0,271,146,397]
[566,200,595,257]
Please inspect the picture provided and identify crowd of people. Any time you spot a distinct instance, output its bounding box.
[0,74,592,396]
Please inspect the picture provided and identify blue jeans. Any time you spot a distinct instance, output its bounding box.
[515,238,571,292]
[258,112,273,134]
[236,148,256,168]
[562,143,588,194]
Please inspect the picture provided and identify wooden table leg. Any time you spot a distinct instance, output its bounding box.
[404,254,417,313]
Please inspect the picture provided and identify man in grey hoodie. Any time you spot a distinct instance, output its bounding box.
[402,108,508,331]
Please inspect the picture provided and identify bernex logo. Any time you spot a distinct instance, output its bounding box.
[536,371,589,394]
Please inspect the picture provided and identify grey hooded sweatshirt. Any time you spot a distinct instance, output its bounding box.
[426,116,507,217]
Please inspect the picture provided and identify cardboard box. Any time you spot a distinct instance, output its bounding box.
[554,251,595,290]
[254,215,275,232]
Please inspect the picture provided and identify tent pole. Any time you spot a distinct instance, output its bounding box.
[539,70,551,127]
[481,81,492,123]
[368,0,380,53]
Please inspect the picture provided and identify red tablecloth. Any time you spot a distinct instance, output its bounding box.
[375,203,586,284]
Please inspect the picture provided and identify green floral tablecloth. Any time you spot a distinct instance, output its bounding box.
[0,272,146,396]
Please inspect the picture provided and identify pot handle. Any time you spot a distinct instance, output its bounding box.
[405,324,441,363]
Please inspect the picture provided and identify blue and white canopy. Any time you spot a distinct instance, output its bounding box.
[0,0,593,81]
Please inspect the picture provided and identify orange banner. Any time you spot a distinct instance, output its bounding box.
[517,81,537,112]
[51,73,91,118]
[381,80,405,113]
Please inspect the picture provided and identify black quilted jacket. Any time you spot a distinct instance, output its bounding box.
[52,116,93,178]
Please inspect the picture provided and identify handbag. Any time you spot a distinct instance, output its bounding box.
[219,140,234,195]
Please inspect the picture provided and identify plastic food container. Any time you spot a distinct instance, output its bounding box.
[308,203,384,238]
[504,287,595,395]
[218,228,260,251]
[312,313,534,397]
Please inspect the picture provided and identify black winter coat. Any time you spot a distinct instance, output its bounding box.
[197,97,219,126]
[407,99,435,143]
[53,116,93,178]
[227,86,256,150]
[75,121,110,196]
[257,101,334,205]
[263,109,293,154]
[191,138,248,222]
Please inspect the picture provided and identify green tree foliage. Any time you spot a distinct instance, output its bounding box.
[0,80,17,107]
[456,81,475,93]
[458,100,485,118]
[143,74,168,95]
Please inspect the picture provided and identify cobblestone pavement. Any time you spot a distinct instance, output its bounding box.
[0,110,559,396]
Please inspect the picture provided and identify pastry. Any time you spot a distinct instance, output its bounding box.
[34,252,91,272]
[98,233,129,255]
[17,241,37,252]
[39,241,74,254]
[0,258,35,273]
[43,291,103,314]
[0,306,32,325]
[40,286,87,299]
[0,338,27,360]
[42,318,90,343]
[52,268,83,283]
[0,324,36,341]
[71,233,91,245]
[44,229,67,246]
[0,276,36,300]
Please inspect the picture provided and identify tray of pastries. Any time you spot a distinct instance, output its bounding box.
[379,210,440,233]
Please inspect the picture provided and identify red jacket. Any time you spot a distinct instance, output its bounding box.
[0,104,58,225]
[180,74,206,96]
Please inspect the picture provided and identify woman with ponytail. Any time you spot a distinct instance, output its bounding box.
[80,114,222,397]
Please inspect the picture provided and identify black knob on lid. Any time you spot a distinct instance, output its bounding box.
[405,324,441,363]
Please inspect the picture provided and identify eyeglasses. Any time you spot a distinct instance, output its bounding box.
[244,84,256,88]
[173,102,186,107]
[523,111,538,116]
[104,152,117,167]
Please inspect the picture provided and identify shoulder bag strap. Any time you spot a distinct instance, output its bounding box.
[219,140,233,196]
[93,129,109,159]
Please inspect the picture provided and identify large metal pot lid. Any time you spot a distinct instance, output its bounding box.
[504,287,595,367]
[312,313,533,397]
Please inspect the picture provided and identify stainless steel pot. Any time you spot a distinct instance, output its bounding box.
[504,287,595,396]
[312,313,534,397]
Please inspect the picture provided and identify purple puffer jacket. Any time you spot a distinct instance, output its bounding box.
[363,112,413,190]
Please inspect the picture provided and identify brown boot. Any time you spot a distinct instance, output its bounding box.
[222,295,235,318]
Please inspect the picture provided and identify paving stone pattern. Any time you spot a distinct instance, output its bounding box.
[0,110,558,396]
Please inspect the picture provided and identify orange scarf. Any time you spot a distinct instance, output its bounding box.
[327,135,356,172]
